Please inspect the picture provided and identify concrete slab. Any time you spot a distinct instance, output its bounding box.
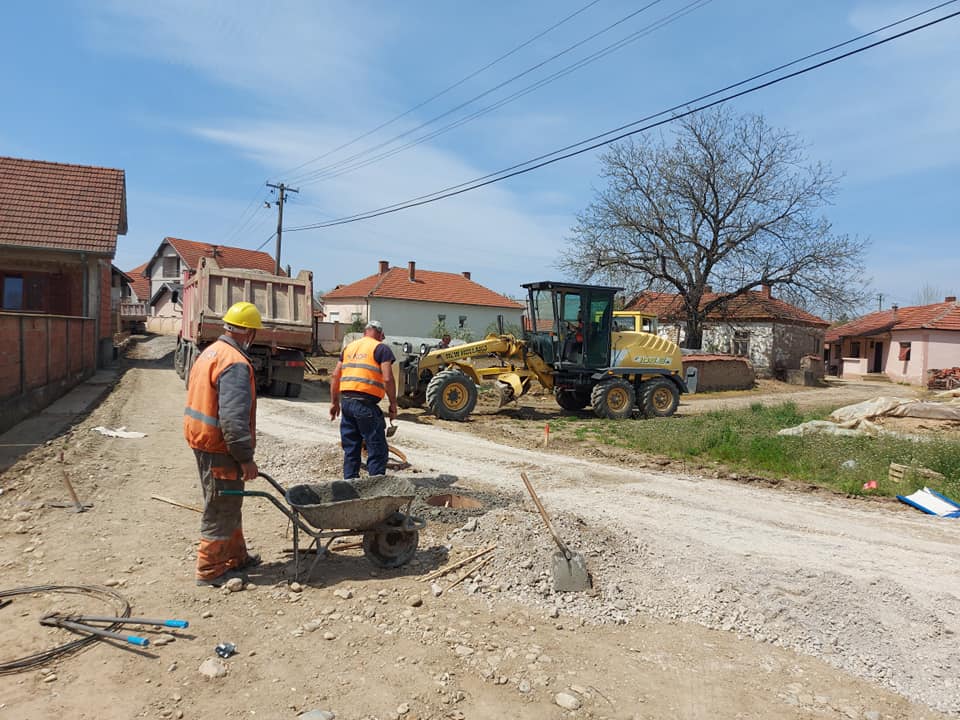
[0,369,119,474]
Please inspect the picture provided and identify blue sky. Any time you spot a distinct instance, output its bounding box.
[2,1,957,312]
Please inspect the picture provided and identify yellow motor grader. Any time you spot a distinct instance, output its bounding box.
[396,281,689,421]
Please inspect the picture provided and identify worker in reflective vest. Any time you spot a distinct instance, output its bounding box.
[183,301,263,587]
[329,319,398,479]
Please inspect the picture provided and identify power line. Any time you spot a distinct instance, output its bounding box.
[287,0,670,185]
[298,0,711,187]
[276,0,604,181]
[254,231,277,253]
[285,4,959,232]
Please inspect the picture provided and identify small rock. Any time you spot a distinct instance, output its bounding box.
[323,632,336,641]
[303,620,323,633]
[289,582,303,593]
[430,583,443,597]
[454,645,474,657]
[408,595,423,608]
[518,679,531,694]
[175,712,183,720]
[167,662,177,672]
[555,692,581,710]
[224,577,244,593]
[198,657,227,679]
[153,634,176,646]
[333,588,353,600]
[396,703,410,716]
[548,607,559,619]
[460,518,478,532]
[201,610,213,619]
[298,711,336,720]
[13,511,30,522]
[42,674,57,683]
[103,578,119,587]
[864,712,881,720]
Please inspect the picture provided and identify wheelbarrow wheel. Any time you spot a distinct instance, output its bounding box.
[362,515,419,569]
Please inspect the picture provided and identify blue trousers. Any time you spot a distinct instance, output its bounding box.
[340,396,388,479]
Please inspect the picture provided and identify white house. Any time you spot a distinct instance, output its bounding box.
[132,237,279,334]
[323,260,524,339]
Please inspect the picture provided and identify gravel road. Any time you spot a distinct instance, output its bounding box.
[258,385,960,715]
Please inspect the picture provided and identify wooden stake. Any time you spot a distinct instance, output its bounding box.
[447,555,494,591]
[150,495,203,513]
[419,545,496,582]
[59,451,86,513]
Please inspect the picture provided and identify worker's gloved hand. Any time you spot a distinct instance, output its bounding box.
[240,461,259,482]
[329,402,340,421]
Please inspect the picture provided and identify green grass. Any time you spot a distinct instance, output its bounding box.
[571,402,960,499]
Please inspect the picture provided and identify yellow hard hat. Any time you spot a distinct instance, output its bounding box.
[223,301,263,330]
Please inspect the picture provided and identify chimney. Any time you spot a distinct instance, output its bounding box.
[408,261,416,282]
[891,304,899,320]
[760,283,771,298]
[462,271,471,280]
[945,296,957,303]
[378,260,389,275]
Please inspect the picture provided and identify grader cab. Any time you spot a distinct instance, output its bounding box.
[395,281,688,421]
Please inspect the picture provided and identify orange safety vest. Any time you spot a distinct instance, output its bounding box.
[183,339,257,455]
[340,335,386,400]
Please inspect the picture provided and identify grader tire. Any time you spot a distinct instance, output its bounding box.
[641,377,680,418]
[425,368,478,421]
[555,389,590,411]
[590,377,635,419]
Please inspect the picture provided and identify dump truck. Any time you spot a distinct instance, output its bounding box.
[173,257,314,397]
[396,281,689,421]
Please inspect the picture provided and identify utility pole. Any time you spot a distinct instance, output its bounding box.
[877,293,884,311]
[266,182,299,275]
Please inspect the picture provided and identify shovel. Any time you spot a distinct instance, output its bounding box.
[520,472,591,592]
[386,420,398,438]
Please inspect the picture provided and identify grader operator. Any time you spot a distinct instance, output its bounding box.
[396,281,689,421]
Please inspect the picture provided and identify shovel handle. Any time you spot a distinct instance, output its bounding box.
[520,472,571,559]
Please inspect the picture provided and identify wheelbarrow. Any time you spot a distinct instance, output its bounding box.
[220,472,425,581]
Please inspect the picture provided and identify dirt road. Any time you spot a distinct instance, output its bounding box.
[0,337,956,719]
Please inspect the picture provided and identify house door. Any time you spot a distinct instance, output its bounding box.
[872,341,884,372]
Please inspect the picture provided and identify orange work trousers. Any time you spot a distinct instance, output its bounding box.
[194,450,250,581]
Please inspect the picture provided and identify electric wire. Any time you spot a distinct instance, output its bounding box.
[0,585,132,674]
[254,232,277,253]
[285,5,959,232]
[276,0,605,181]
[297,0,710,186]
[286,0,669,184]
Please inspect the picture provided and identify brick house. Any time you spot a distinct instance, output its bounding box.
[136,237,279,334]
[322,260,524,338]
[626,286,829,377]
[0,156,127,431]
[825,297,960,384]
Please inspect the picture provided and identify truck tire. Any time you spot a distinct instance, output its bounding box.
[555,389,590,411]
[174,342,185,379]
[269,379,288,397]
[641,377,680,418]
[426,368,477,421]
[183,344,196,390]
[590,377,635,419]
[285,382,302,398]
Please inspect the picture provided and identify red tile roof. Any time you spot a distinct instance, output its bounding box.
[126,262,151,302]
[825,301,960,342]
[163,237,280,274]
[626,290,828,327]
[324,265,523,309]
[0,156,126,255]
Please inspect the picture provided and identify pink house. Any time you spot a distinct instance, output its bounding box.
[825,297,960,384]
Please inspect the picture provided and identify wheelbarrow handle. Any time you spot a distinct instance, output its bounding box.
[257,471,286,496]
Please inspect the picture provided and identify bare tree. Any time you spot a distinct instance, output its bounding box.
[561,107,870,347]
[911,283,950,306]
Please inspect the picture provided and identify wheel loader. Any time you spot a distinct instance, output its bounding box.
[395,281,690,421]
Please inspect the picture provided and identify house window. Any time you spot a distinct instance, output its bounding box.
[458,315,467,328]
[329,311,340,322]
[850,341,861,357]
[813,338,821,354]
[898,342,911,361]
[437,314,446,323]
[351,312,361,322]
[733,330,750,356]
[162,256,179,278]
[2,276,23,310]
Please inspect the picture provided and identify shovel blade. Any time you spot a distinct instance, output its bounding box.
[552,550,591,592]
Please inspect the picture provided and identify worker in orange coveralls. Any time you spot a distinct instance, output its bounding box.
[183,301,263,587]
